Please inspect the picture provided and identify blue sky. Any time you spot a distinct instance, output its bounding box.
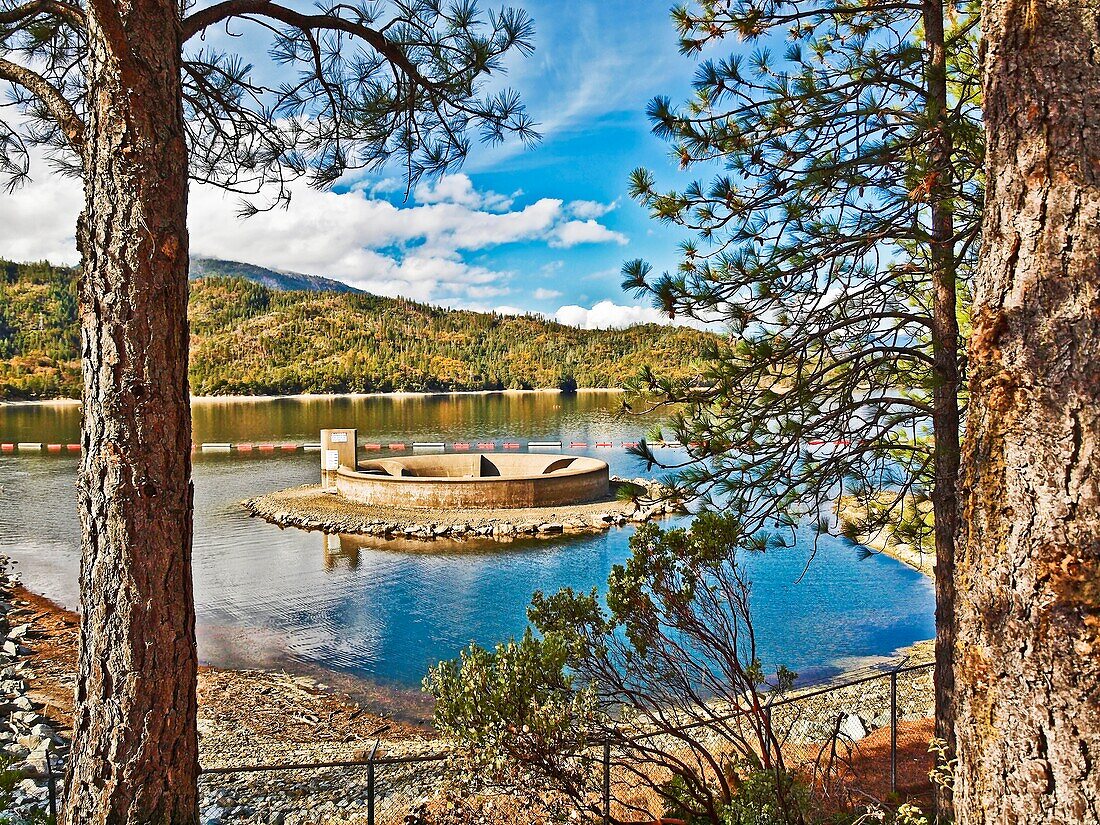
[0,0,708,328]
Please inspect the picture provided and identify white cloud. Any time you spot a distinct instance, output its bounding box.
[336,254,512,303]
[185,179,624,302]
[189,183,566,262]
[550,219,629,248]
[0,173,81,265]
[413,173,518,212]
[568,199,618,219]
[0,167,626,306]
[366,177,405,196]
[533,287,562,300]
[554,300,672,329]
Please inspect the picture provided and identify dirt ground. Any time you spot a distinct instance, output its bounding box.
[799,717,937,811]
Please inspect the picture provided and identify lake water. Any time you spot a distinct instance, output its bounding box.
[0,392,934,698]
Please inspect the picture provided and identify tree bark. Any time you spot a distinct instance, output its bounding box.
[921,0,962,818]
[62,0,198,821]
[955,0,1100,822]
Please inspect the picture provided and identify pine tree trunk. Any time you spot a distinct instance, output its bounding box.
[955,0,1100,821]
[62,0,198,821]
[921,1,962,818]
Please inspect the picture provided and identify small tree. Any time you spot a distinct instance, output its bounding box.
[1,1,535,821]
[620,2,982,794]
[427,513,804,825]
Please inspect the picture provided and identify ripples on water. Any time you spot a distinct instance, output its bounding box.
[0,393,934,690]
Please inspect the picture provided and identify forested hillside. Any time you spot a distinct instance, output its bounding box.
[0,260,80,399]
[0,259,710,399]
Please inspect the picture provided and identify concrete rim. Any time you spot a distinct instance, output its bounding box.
[336,452,610,509]
[344,452,607,484]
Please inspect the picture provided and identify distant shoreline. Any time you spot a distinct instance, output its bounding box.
[0,386,626,407]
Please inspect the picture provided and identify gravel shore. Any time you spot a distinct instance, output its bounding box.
[0,562,68,821]
[0,562,447,824]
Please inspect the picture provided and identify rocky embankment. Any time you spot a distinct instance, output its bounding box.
[1,560,68,821]
[834,496,936,577]
[243,477,685,543]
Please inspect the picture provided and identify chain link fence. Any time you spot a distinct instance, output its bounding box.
[771,662,935,810]
[197,752,451,825]
[599,662,935,822]
[176,662,935,824]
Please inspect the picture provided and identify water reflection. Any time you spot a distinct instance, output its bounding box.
[323,534,362,572]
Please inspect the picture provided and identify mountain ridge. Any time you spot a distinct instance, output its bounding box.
[188,257,363,294]
[0,258,711,400]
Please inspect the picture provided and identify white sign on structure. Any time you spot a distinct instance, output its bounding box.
[324,450,341,470]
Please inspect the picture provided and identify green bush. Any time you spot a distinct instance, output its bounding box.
[720,770,812,825]
[659,769,812,825]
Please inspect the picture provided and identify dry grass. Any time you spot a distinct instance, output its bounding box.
[791,718,936,811]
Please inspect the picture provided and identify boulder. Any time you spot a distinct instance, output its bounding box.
[25,742,52,775]
[839,712,868,741]
[30,723,57,741]
[16,777,48,801]
[4,742,30,759]
[7,624,28,640]
[17,733,45,751]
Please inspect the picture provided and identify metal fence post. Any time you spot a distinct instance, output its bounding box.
[367,759,375,825]
[764,704,774,758]
[602,739,611,825]
[45,752,57,822]
[890,669,898,795]
[367,737,380,825]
